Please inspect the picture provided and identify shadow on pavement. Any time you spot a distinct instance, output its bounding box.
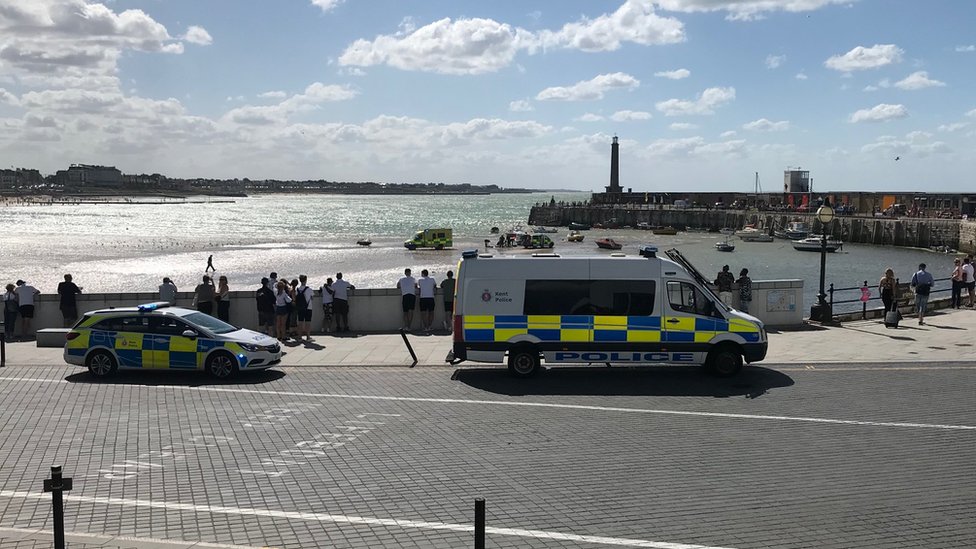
[453,366,793,398]
[64,368,285,387]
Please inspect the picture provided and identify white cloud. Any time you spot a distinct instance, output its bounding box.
[339,17,529,75]
[259,91,288,99]
[224,82,359,125]
[576,113,604,122]
[765,54,785,69]
[539,0,686,52]
[536,72,639,101]
[655,86,735,116]
[183,25,213,46]
[645,136,746,157]
[893,71,946,90]
[720,130,737,138]
[339,1,684,74]
[862,131,951,157]
[0,88,19,106]
[938,122,969,133]
[669,122,697,130]
[310,0,344,12]
[967,109,976,118]
[849,103,908,123]
[743,118,790,131]
[956,45,975,52]
[795,72,808,80]
[654,68,690,80]
[610,110,652,121]
[508,99,534,112]
[825,44,903,72]
[654,0,853,21]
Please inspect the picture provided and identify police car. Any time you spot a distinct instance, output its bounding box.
[64,302,282,379]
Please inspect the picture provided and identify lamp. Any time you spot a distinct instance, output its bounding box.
[810,198,835,323]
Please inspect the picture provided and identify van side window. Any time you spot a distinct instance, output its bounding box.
[524,280,656,316]
[667,281,719,318]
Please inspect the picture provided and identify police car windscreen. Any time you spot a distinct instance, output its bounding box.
[183,312,237,334]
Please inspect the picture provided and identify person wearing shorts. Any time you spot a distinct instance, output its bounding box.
[440,270,455,331]
[296,275,314,340]
[256,277,276,335]
[397,268,417,331]
[320,278,335,333]
[14,280,39,339]
[331,273,354,333]
[417,269,437,333]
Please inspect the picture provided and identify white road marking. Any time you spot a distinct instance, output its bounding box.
[0,491,735,549]
[0,525,267,548]
[1,375,975,431]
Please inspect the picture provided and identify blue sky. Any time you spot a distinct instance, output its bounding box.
[0,0,974,192]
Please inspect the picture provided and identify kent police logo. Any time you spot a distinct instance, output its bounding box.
[481,289,491,302]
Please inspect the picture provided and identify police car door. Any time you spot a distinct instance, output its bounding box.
[111,315,152,368]
[663,281,720,364]
[149,316,198,370]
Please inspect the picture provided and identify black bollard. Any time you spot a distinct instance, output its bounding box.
[0,332,5,367]
[474,498,485,549]
[42,466,72,549]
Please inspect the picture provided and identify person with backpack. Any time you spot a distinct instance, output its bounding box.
[295,274,314,340]
[910,263,935,325]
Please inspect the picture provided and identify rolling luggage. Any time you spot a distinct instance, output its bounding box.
[884,307,900,328]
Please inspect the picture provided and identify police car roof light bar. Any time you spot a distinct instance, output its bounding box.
[137,302,172,312]
[638,245,658,258]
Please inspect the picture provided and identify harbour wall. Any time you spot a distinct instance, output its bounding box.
[529,205,976,254]
[6,282,805,341]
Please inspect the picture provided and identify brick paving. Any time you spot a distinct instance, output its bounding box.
[0,363,974,548]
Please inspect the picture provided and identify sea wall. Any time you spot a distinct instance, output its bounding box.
[4,282,805,339]
[529,205,971,253]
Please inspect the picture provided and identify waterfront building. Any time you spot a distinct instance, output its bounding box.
[55,164,123,189]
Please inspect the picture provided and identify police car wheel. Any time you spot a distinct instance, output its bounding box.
[508,348,540,378]
[86,350,117,378]
[206,352,238,379]
[706,346,742,377]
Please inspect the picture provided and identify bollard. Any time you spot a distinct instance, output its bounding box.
[474,498,485,549]
[42,466,72,549]
[0,332,5,368]
[399,329,418,367]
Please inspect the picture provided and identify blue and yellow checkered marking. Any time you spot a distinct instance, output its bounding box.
[68,329,246,369]
[463,314,759,344]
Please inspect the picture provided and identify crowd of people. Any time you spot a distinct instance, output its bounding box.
[3,275,80,340]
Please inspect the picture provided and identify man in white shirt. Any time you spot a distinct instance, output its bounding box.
[962,257,975,307]
[417,269,437,333]
[14,280,40,339]
[296,274,314,340]
[332,273,354,332]
[159,277,178,304]
[397,268,417,331]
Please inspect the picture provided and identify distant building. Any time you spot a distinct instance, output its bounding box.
[0,168,42,188]
[55,164,122,188]
[784,169,810,193]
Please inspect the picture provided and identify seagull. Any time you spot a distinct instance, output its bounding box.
[894,156,900,161]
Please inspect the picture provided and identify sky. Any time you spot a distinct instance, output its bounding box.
[0,0,974,192]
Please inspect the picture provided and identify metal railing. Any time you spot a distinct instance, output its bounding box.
[828,276,951,320]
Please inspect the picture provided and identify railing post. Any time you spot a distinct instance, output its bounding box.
[474,498,485,549]
[862,280,868,320]
[828,283,834,312]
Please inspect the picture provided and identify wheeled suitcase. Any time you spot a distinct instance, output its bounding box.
[884,308,900,328]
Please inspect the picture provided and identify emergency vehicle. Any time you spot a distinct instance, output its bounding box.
[404,228,453,250]
[447,246,767,377]
[64,302,282,379]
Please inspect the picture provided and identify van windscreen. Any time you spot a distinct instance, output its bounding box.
[524,280,655,316]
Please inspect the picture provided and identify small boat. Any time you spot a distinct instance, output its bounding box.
[596,238,622,250]
[568,222,591,231]
[719,227,736,236]
[356,238,372,246]
[533,226,559,234]
[738,227,769,241]
[774,221,810,240]
[792,235,843,252]
[747,234,774,242]
[636,222,651,230]
[567,230,584,242]
[715,239,735,252]
[652,226,678,236]
[489,227,500,234]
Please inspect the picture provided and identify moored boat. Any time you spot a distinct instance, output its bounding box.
[595,238,622,250]
[715,239,735,252]
[568,222,590,231]
[792,235,843,252]
[356,238,372,246]
[532,226,559,234]
[774,221,810,240]
[719,227,736,236]
[652,226,678,235]
[567,230,584,242]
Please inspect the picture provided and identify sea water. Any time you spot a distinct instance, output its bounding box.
[0,192,955,313]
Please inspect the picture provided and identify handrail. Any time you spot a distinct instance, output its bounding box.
[828,276,951,319]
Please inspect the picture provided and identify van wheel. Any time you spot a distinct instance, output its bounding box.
[706,345,742,377]
[508,347,540,378]
[86,350,117,378]
[206,351,238,380]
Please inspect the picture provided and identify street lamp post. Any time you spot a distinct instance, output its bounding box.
[811,198,835,323]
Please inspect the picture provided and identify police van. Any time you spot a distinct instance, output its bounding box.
[447,246,767,377]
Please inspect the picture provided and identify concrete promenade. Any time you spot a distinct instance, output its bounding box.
[4,306,976,367]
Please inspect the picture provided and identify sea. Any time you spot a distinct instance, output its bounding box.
[0,192,957,313]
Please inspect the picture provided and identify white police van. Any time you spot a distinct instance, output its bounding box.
[447,246,767,377]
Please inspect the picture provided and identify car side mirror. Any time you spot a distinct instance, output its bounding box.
[182,329,198,339]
